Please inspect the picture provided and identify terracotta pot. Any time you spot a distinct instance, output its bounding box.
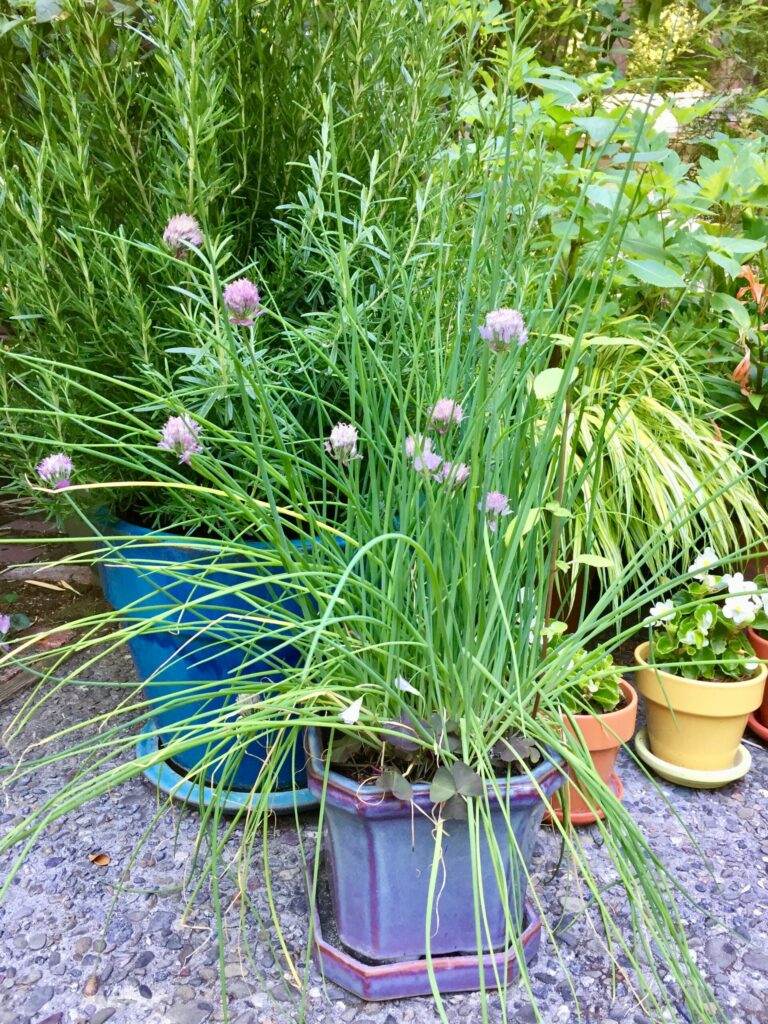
[746,628,768,728]
[550,680,637,825]
[633,641,766,771]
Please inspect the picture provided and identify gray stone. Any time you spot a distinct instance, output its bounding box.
[74,937,92,956]
[25,986,54,1014]
[165,1004,212,1024]
[133,950,155,968]
[705,936,738,970]
[91,1011,117,1024]
[27,933,47,950]
[744,950,768,972]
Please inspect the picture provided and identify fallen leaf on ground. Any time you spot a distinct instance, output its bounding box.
[87,852,110,867]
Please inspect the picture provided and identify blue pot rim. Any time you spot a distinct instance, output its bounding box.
[305,727,566,818]
[95,514,314,555]
[136,720,318,814]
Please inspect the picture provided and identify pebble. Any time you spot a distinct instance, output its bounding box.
[743,950,768,972]
[25,986,54,1014]
[28,933,47,951]
[166,1005,212,1024]
[139,983,152,998]
[91,1011,117,1024]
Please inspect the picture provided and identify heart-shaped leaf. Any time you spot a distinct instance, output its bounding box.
[442,794,468,820]
[452,761,484,798]
[429,766,457,804]
[376,770,413,802]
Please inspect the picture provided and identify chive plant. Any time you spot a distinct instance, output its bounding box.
[3,116,766,1023]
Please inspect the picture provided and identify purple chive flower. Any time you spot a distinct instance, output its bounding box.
[413,448,443,477]
[404,434,442,477]
[479,308,528,353]
[223,278,263,326]
[478,490,512,532]
[428,399,464,434]
[404,433,431,460]
[162,214,203,258]
[0,614,10,635]
[158,416,203,465]
[36,453,73,490]
[437,461,470,490]
[325,422,362,465]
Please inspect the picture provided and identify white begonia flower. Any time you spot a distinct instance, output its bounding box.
[699,609,714,632]
[680,629,698,646]
[394,675,420,696]
[689,546,719,580]
[339,697,363,725]
[745,660,758,673]
[648,600,675,623]
[722,595,760,627]
[725,572,758,596]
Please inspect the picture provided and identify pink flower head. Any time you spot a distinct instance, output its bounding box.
[404,434,442,477]
[223,278,263,326]
[428,398,464,434]
[479,308,528,353]
[36,453,73,490]
[163,214,203,258]
[404,434,432,460]
[158,416,203,465]
[478,490,512,532]
[437,461,470,490]
[325,422,362,465]
[0,614,10,635]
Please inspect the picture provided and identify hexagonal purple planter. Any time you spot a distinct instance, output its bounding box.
[306,728,565,963]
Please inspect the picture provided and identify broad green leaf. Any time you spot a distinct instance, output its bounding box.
[623,258,686,289]
[504,507,542,546]
[707,251,743,278]
[429,766,457,803]
[36,0,62,22]
[572,116,617,143]
[710,293,751,330]
[612,149,672,165]
[533,367,566,400]
[708,236,765,257]
[544,502,571,518]
[575,554,614,568]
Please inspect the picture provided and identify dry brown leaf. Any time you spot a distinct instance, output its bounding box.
[87,852,110,867]
[83,974,99,997]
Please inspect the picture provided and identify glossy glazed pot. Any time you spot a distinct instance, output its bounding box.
[305,728,565,962]
[551,679,637,824]
[633,641,766,771]
[98,517,314,791]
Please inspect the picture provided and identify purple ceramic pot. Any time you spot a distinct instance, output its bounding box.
[306,728,565,962]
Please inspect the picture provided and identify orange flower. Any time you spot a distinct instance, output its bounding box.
[736,265,768,314]
[731,348,751,396]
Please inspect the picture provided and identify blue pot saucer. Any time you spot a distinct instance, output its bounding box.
[135,720,318,815]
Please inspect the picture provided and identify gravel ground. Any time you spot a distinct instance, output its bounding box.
[0,516,767,1024]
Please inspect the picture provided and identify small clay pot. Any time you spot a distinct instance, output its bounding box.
[550,680,637,825]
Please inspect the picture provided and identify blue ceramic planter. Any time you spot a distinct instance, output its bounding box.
[98,517,314,795]
[306,727,565,962]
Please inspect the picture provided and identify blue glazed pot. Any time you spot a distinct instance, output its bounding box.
[98,517,313,792]
[306,727,565,961]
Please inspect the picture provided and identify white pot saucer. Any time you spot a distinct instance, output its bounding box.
[634,728,752,790]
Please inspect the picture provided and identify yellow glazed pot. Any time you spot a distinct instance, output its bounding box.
[633,641,767,772]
